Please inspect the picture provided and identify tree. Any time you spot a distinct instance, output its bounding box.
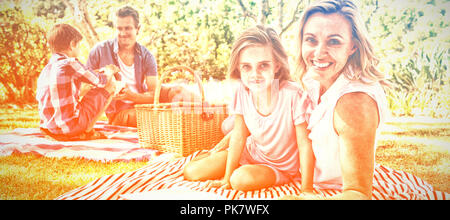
[1,0,448,117]
[236,0,305,36]
[0,7,50,103]
[62,0,100,47]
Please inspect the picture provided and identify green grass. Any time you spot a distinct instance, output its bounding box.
[0,153,148,200]
[0,104,449,199]
[0,104,40,131]
[375,118,450,193]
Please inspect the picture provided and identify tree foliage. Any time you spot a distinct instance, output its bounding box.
[362,0,449,117]
[0,6,50,103]
[0,0,448,117]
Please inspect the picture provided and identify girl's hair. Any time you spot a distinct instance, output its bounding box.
[229,25,291,82]
[296,0,385,84]
[47,23,83,53]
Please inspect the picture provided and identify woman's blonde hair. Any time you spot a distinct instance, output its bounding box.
[229,25,291,82]
[296,0,384,84]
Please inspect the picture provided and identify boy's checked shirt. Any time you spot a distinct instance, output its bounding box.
[36,53,109,135]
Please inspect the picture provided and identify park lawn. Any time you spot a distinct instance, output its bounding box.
[0,105,449,199]
[0,153,149,200]
[376,118,450,193]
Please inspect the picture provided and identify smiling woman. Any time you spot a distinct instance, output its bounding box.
[301,13,357,91]
[288,0,390,200]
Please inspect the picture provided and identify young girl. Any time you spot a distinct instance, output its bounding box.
[183,25,315,193]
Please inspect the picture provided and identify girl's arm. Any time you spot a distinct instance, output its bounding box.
[332,92,379,200]
[295,122,315,193]
[211,114,249,189]
[209,131,232,153]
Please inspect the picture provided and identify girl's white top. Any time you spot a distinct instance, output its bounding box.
[229,80,312,178]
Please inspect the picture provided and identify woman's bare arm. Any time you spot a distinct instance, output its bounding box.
[332,92,379,200]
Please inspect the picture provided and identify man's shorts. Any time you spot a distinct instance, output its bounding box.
[108,108,137,127]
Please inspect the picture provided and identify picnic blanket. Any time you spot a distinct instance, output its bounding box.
[0,121,158,162]
[56,151,449,200]
[1,122,447,200]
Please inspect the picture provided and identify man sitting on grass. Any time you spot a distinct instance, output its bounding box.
[36,23,119,141]
[87,5,198,127]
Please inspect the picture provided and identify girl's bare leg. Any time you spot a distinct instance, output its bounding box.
[183,150,228,181]
[229,164,277,191]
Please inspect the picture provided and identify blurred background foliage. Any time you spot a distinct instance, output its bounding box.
[0,0,449,118]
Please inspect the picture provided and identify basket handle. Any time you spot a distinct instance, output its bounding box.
[153,65,205,105]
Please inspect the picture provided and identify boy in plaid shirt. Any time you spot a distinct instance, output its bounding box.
[36,24,119,141]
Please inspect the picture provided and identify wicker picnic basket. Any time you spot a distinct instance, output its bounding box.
[135,66,228,157]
